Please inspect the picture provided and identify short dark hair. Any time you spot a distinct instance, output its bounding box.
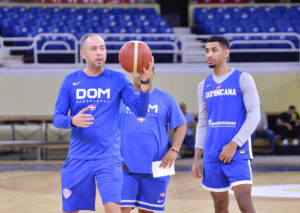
[289,105,296,110]
[207,35,230,49]
[80,33,101,50]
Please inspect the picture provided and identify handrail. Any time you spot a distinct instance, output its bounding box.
[34,33,79,64]
[224,32,300,61]
[230,40,296,49]
[0,32,299,66]
[79,33,180,63]
[41,41,72,51]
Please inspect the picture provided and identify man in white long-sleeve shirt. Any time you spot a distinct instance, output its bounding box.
[191,36,260,213]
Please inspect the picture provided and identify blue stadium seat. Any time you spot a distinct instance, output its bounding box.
[0,5,176,63]
[111,8,126,14]
[141,8,156,15]
[45,7,61,14]
[127,8,141,14]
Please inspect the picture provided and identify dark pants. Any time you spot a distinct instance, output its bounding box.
[183,135,195,154]
[252,129,275,152]
[277,125,300,140]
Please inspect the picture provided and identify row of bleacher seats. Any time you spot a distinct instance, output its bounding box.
[0,6,173,39]
[197,0,300,3]
[194,5,300,49]
[15,0,138,3]
[42,0,134,3]
[194,6,300,34]
[198,0,249,3]
[0,5,174,63]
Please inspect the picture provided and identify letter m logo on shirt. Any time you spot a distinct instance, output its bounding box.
[148,104,158,113]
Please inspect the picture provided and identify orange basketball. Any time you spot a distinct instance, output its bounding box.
[119,41,152,73]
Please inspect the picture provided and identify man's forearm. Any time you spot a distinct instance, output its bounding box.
[194,148,203,161]
[171,124,187,150]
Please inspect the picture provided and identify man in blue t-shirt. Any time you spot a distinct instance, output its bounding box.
[119,65,187,213]
[53,34,152,213]
[191,36,260,213]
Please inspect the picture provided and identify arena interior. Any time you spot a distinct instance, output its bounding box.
[0,0,300,212]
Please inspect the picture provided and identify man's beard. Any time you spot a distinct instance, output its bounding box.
[209,64,216,68]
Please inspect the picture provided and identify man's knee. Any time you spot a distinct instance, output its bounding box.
[104,202,120,213]
[234,186,255,213]
[211,193,229,211]
[213,198,228,210]
[121,206,132,213]
[236,194,251,207]
[236,195,255,213]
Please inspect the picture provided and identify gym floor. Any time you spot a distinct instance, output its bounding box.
[0,156,300,213]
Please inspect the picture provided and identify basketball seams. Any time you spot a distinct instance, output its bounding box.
[133,41,139,74]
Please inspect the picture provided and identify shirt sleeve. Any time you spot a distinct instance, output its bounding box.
[52,76,73,129]
[232,73,261,147]
[120,75,150,118]
[195,80,207,149]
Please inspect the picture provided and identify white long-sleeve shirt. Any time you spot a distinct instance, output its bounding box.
[195,69,260,149]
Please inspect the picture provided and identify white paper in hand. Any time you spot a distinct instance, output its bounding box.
[152,161,175,178]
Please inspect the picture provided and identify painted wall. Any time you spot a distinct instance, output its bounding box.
[0,73,299,116]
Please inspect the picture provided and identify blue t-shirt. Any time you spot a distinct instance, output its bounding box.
[120,88,186,174]
[203,69,251,162]
[53,67,149,160]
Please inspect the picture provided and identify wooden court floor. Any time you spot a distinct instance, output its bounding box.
[0,162,300,213]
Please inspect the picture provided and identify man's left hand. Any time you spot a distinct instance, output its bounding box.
[160,149,178,168]
[141,56,154,82]
[219,141,238,164]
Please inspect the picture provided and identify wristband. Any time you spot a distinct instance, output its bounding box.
[140,78,150,84]
[171,146,179,153]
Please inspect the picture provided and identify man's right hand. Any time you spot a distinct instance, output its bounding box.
[71,107,94,127]
[191,159,202,179]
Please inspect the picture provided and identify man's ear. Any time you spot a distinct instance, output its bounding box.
[224,48,230,59]
[80,49,85,60]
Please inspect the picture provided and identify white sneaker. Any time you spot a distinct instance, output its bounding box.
[282,139,289,146]
[292,139,299,146]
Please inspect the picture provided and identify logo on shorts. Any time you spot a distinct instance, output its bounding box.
[240,149,248,154]
[157,192,166,203]
[63,188,72,199]
[159,192,165,198]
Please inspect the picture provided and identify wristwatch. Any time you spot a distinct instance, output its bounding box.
[140,78,150,84]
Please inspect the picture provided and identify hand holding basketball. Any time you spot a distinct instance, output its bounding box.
[119,40,152,74]
[141,56,154,82]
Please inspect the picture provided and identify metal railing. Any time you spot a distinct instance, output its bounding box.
[180,33,300,63]
[0,33,180,66]
[33,33,79,64]
[0,32,299,66]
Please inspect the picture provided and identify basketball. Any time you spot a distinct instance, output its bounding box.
[119,41,152,73]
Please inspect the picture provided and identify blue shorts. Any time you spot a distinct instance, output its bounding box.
[120,170,170,212]
[202,159,252,192]
[61,156,123,212]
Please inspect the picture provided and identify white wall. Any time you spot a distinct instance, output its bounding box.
[0,62,299,116]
